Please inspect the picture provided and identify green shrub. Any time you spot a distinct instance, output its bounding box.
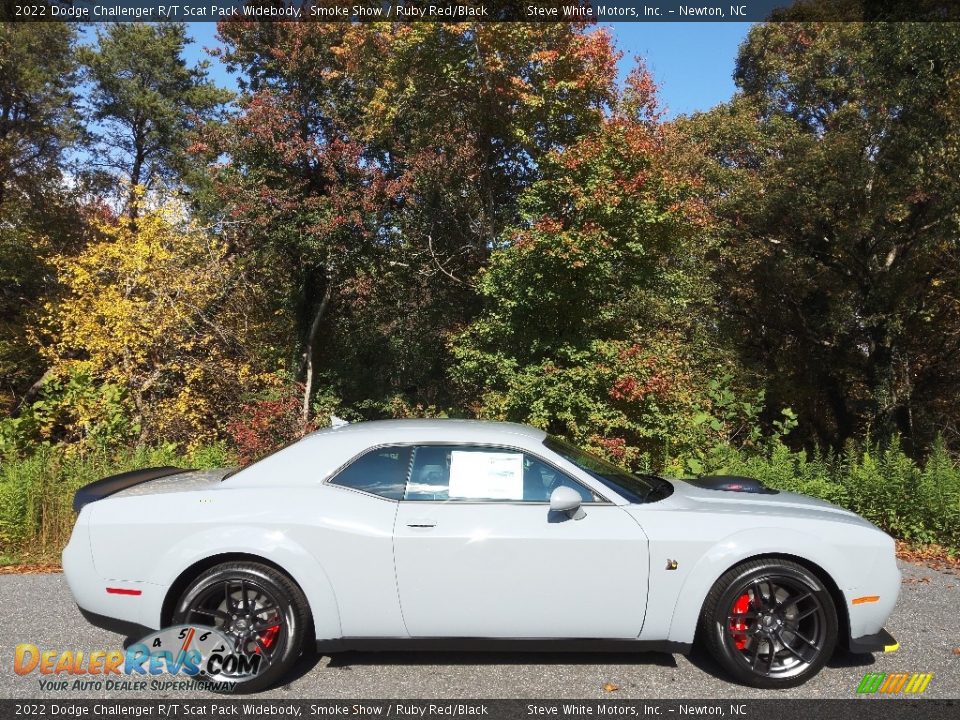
[1,433,958,563]
[0,443,234,562]
[0,371,138,456]
[671,437,960,552]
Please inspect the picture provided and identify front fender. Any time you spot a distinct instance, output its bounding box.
[664,526,852,645]
[146,526,341,641]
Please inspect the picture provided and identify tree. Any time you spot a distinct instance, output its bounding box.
[450,66,750,470]
[680,23,960,451]
[82,23,231,221]
[34,198,280,445]
[0,22,83,416]
[206,21,620,423]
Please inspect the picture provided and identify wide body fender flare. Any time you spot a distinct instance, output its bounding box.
[146,525,341,641]
[665,527,849,645]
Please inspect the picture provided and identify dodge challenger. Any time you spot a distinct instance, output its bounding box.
[63,419,900,692]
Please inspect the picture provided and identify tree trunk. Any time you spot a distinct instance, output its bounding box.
[11,369,53,418]
[128,149,144,228]
[302,283,333,425]
[128,120,146,229]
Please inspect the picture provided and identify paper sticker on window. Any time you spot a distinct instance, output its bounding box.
[449,451,523,500]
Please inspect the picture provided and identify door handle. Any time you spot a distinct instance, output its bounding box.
[406,519,437,528]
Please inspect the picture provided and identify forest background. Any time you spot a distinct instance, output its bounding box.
[2,16,959,561]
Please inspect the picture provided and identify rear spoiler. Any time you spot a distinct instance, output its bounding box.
[73,466,188,512]
[686,475,778,495]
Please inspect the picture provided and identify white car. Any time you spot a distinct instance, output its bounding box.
[63,419,900,691]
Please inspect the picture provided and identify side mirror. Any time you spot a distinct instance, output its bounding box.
[549,486,586,520]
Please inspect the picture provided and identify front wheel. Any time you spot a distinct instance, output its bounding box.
[698,558,838,689]
[172,561,311,693]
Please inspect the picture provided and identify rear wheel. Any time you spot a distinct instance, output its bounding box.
[698,558,838,689]
[172,561,310,693]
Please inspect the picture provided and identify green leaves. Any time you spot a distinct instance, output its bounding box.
[0,370,137,456]
[681,22,960,452]
[81,23,231,211]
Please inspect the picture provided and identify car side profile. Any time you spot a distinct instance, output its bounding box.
[63,419,900,692]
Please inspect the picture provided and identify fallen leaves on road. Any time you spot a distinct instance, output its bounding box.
[953,648,960,656]
[896,542,960,575]
[602,683,619,693]
[0,564,62,574]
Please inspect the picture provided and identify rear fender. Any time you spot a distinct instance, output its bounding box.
[145,526,341,641]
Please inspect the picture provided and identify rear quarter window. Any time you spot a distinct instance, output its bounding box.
[329,446,412,500]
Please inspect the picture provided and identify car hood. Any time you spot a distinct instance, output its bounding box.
[642,478,876,528]
[110,468,233,498]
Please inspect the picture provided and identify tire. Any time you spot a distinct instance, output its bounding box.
[698,558,838,689]
[172,561,311,693]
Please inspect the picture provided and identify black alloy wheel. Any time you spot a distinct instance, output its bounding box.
[172,561,311,693]
[699,558,838,688]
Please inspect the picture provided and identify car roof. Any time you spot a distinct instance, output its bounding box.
[224,419,553,489]
[305,418,547,445]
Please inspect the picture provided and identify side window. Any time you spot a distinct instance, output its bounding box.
[330,446,411,500]
[521,454,597,503]
[404,445,598,503]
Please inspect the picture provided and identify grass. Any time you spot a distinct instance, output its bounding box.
[1,436,958,566]
[0,443,233,563]
[677,438,960,552]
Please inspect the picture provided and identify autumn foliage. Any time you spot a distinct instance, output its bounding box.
[1,20,959,475]
[33,199,281,447]
[3,20,960,556]
[227,390,315,466]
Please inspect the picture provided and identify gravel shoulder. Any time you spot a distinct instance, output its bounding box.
[1,561,957,700]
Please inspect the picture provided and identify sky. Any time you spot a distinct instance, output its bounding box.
[183,22,752,119]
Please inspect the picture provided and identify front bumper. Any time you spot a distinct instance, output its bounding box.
[849,627,899,654]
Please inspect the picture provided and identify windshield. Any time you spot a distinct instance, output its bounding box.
[543,436,670,504]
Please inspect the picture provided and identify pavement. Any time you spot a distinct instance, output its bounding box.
[0,561,957,700]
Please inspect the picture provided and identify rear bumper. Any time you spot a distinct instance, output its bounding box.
[78,607,151,642]
[63,510,163,632]
[849,627,899,654]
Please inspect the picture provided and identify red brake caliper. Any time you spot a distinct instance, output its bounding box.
[729,593,751,650]
[256,625,281,652]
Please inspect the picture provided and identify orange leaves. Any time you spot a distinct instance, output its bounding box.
[621,61,663,124]
[534,218,565,234]
[531,49,560,64]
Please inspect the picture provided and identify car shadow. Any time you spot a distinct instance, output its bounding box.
[280,647,326,685]
[683,643,877,684]
[827,649,877,669]
[681,643,731,681]
[325,650,679,669]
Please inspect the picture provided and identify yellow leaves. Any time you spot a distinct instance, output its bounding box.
[47,202,227,361]
[34,197,278,443]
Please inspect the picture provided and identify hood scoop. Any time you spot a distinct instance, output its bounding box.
[686,475,778,495]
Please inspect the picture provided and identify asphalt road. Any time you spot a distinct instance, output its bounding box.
[1,561,957,700]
